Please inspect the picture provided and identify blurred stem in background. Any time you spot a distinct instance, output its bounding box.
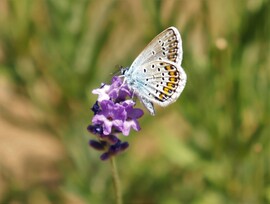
[110,157,122,204]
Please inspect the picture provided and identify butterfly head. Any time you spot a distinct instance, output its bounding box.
[120,66,129,75]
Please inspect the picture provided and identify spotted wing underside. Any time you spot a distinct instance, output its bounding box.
[132,60,186,108]
[130,27,183,73]
[124,27,186,115]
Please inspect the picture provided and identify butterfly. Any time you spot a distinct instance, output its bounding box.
[121,27,187,115]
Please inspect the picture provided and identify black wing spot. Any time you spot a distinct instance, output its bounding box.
[158,68,160,72]
[151,64,155,69]
[154,96,164,102]
[162,52,166,56]
[144,69,146,72]
[152,51,155,55]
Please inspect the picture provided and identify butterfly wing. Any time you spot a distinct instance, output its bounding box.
[124,27,186,115]
[130,60,186,107]
[129,27,183,75]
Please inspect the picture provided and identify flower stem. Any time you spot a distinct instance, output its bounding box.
[110,156,122,204]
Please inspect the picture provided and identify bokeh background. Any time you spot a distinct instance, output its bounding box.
[0,0,269,203]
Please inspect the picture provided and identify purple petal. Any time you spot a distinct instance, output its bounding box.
[112,119,124,130]
[89,140,105,151]
[109,89,119,100]
[100,152,110,160]
[122,100,135,107]
[107,135,119,144]
[122,120,141,136]
[92,114,104,125]
[119,142,129,151]
[113,106,127,120]
[99,100,114,111]
[92,84,110,102]
[128,108,144,119]
[109,141,122,155]
[108,76,133,101]
[99,100,126,120]
[102,120,114,135]
[111,76,123,86]
[92,115,113,135]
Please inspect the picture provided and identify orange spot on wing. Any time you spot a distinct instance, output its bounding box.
[169,71,178,76]
[167,82,175,88]
[169,77,178,82]
[165,65,173,71]
[159,93,165,100]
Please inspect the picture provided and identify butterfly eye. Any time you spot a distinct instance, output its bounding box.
[121,67,129,75]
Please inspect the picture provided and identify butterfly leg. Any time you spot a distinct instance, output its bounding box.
[140,96,155,116]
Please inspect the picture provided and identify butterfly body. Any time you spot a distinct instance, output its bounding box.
[122,27,187,115]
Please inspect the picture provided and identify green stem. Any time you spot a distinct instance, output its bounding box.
[110,156,122,204]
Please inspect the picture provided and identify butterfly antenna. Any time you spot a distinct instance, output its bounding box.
[110,65,124,76]
[103,65,122,84]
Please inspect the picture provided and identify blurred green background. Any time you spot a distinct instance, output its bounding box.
[0,0,269,203]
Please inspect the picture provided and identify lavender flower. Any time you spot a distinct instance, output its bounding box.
[87,76,144,160]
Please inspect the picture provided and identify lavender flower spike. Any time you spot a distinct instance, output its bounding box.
[87,76,144,160]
